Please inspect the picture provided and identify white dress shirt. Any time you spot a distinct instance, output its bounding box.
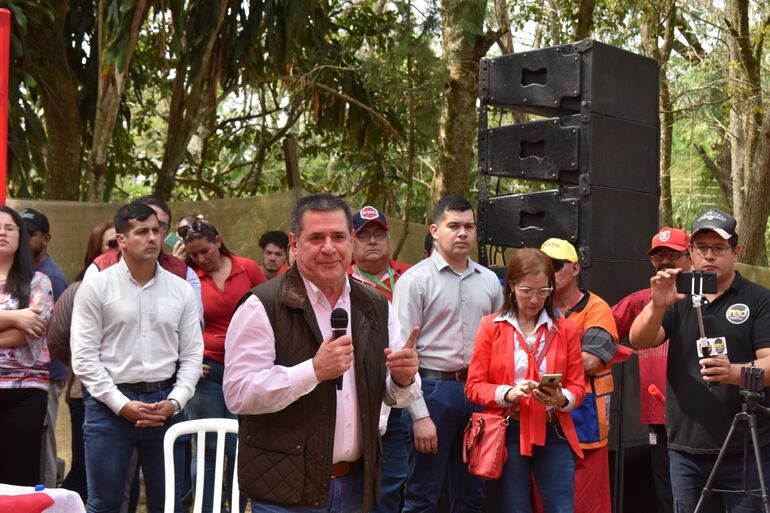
[72,259,203,414]
[84,259,205,323]
[223,275,420,463]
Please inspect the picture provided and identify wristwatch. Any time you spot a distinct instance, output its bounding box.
[169,398,182,416]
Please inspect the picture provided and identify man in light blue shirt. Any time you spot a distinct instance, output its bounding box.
[393,195,503,513]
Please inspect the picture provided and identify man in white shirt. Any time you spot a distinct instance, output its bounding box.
[392,195,503,513]
[72,203,203,513]
[223,193,420,513]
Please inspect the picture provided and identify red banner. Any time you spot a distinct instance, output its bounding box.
[0,9,10,205]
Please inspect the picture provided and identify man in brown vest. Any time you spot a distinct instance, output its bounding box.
[223,193,421,513]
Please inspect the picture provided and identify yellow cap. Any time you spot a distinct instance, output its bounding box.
[540,238,578,263]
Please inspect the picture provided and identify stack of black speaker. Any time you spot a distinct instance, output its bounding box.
[477,39,660,305]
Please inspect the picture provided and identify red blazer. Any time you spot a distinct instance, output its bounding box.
[465,313,586,458]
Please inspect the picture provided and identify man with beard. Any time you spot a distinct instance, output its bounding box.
[19,207,69,487]
[612,227,691,513]
[258,230,289,280]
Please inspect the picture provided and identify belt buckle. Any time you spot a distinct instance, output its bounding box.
[455,369,468,382]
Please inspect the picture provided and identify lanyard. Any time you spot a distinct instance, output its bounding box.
[358,266,395,294]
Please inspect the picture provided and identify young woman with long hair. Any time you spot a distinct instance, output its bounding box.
[0,206,54,485]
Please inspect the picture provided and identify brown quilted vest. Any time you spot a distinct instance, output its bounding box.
[237,265,389,510]
[93,249,188,279]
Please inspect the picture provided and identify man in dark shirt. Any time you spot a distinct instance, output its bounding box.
[19,207,69,487]
[630,208,770,513]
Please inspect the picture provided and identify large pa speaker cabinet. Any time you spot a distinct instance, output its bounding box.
[479,187,658,305]
[476,39,660,305]
[479,112,658,193]
[479,39,659,125]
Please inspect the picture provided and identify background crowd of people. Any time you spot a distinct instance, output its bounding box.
[0,195,767,513]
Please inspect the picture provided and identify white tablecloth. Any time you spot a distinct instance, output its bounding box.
[0,483,86,513]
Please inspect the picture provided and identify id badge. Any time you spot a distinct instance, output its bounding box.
[696,337,728,358]
[649,430,657,446]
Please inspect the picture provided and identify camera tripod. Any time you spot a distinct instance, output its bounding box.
[693,388,770,513]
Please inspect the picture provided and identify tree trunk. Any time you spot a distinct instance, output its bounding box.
[576,0,596,39]
[24,4,83,200]
[153,0,229,200]
[640,0,676,228]
[724,0,768,264]
[87,0,149,201]
[432,0,493,207]
[659,73,673,227]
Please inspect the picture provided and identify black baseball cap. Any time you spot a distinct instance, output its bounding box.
[352,206,389,233]
[19,208,50,234]
[691,208,737,240]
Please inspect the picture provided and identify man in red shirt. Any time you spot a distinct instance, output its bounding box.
[348,205,411,513]
[612,227,691,513]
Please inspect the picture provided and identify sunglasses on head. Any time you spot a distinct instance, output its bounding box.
[177,219,213,239]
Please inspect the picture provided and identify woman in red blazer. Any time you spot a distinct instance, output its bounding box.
[466,248,585,513]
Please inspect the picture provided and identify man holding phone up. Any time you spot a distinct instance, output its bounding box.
[630,208,770,513]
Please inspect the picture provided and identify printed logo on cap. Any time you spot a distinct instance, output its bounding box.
[725,303,750,324]
[658,230,671,242]
[698,210,727,223]
[360,206,379,220]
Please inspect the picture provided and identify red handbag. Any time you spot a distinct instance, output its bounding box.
[462,409,511,480]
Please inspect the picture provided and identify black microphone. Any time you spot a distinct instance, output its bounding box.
[330,308,348,390]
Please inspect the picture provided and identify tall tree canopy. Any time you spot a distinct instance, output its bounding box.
[3,0,770,262]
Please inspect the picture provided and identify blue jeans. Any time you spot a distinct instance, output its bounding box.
[84,389,185,513]
[372,408,409,513]
[402,378,484,513]
[185,360,241,513]
[500,421,575,513]
[251,471,363,513]
[669,447,770,513]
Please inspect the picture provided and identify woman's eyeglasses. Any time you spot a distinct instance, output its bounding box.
[515,286,553,298]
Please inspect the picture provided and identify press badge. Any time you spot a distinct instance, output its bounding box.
[696,337,728,358]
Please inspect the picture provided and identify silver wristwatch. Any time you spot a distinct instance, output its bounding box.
[169,398,182,416]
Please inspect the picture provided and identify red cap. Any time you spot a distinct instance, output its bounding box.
[647,227,690,255]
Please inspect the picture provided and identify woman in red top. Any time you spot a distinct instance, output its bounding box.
[181,219,265,513]
[465,248,585,513]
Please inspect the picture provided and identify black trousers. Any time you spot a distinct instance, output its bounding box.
[0,387,48,485]
[650,423,674,513]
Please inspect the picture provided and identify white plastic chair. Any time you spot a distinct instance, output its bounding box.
[163,418,241,513]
